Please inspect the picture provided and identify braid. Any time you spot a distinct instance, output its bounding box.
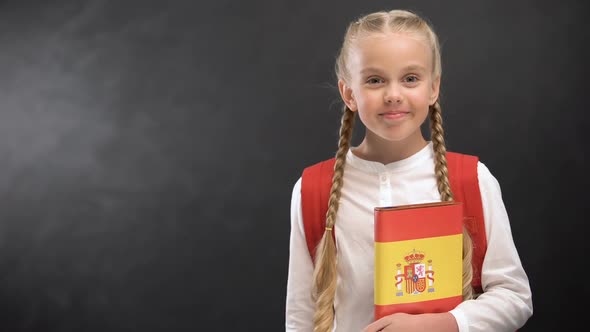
[312,106,355,332]
[429,101,474,301]
[461,227,474,300]
[429,101,453,201]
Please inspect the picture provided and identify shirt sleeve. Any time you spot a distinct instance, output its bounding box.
[449,162,533,332]
[285,177,315,332]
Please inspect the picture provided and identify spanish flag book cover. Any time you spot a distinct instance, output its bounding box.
[374,201,463,320]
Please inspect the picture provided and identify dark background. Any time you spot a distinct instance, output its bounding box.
[0,0,587,331]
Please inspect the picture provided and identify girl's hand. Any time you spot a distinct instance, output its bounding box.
[362,313,417,332]
[362,312,458,332]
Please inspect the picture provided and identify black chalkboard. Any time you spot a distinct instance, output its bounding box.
[0,0,586,331]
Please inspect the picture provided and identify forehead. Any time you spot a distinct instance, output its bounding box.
[348,32,433,75]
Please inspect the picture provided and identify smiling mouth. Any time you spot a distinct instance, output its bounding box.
[381,112,409,120]
[380,111,409,115]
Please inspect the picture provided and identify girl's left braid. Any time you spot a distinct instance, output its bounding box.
[429,101,453,202]
[429,100,474,301]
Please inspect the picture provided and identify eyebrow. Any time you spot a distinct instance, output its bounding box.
[360,67,385,75]
[360,65,428,75]
[402,65,428,72]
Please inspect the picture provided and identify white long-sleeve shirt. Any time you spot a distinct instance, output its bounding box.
[285,142,533,332]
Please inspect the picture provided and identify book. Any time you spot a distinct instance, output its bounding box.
[374,201,464,320]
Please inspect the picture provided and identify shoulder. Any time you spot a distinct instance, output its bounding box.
[302,157,336,174]
[300,158,336,191]
[446,151,502,194]
[476,160,503,197]
[291,157,333,198]
[446,150,479,163]
[290,176,302,203]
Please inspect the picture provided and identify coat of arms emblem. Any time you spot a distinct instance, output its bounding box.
[395,249,435,296]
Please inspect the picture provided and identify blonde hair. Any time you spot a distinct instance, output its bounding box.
[311,10,475,331]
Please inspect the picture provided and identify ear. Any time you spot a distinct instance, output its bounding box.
[338,79,357,111]
[430,75,441,105]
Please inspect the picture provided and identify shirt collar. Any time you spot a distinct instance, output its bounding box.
[345,141,434,174]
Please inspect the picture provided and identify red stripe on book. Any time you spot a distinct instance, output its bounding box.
[374,202,463,242]
[374,295,463,320]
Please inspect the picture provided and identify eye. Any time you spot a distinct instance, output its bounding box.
[403,75,419,83]
[366,77,384,84]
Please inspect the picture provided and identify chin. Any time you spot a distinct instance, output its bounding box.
[380,134,413,142]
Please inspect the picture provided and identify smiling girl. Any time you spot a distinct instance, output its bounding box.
[285,9,533,332]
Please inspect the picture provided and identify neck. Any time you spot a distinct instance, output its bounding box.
[352,131,428,165]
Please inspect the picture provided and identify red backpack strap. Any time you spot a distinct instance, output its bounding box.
[446,152,487,292]
[301,158,336,264]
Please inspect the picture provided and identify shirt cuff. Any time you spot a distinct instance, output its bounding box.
[449,307,469,332]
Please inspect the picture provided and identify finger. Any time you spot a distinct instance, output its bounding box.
[362,317,391,332]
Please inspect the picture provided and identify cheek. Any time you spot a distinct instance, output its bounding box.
[356,90,381,107]
[357,110,373,127]
[406,87,432,106]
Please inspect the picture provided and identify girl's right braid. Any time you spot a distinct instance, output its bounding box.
[312,106,355,332]
[429,101,474,301]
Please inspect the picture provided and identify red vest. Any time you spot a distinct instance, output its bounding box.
[300,152,487,292]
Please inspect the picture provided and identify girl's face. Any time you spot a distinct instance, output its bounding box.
[339,32,440,144]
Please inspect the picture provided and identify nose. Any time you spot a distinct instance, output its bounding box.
[384,83,402,104]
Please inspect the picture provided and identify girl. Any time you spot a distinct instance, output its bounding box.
[285,9,533,332]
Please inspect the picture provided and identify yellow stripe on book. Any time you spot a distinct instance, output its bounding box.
[375,234,462,305]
